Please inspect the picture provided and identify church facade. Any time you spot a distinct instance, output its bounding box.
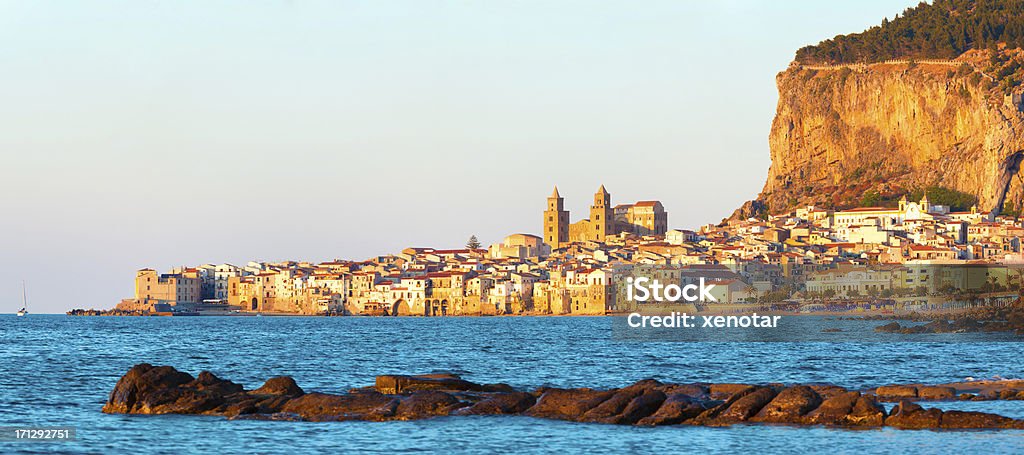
[832,195,953,229]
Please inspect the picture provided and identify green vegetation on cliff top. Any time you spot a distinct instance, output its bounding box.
[860,186,979,211]
[797,0,1024,64]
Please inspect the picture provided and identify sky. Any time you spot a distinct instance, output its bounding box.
[0,0,920,312]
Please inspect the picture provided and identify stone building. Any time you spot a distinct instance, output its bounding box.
[552,185,616,244]
[614,201,668,236]
[548,185,667,247]
[489,233,549,259]
[543,186,570,249]
[135,268,202,307]
[587,185,615,242]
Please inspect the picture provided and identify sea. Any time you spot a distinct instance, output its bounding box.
[1,315,1023,454]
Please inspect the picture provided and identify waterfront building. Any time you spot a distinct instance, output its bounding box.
[120,186,1024,317]
[134,268,202,307]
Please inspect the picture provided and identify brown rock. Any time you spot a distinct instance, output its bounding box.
[145,371,247,415]
[660,383,709,400]
[875,385,918,400]
[375,374,483,394]
[222,398,260,417]
[103,366,1024,430]
[751,386,822,423]
[526,388,615,420]
[689,386,759,425]
[580,387,645,423]
[804,391,861,425]
[708,383,754,400]
[224,394,293,417]
[578,381,661,423]
[220,377,300,418]
[712,387,778,424]
[142,388,227,415]
[252,377,304,397]
[636,393,709,426]
[103,363,195,414]
[614,390,667,424]
[874,322,903,333]
[191,371,244,396]
[917,386,955,401]
[582,385,667,425]
[101,365,246,416]
[619,379,663,394]
[941,410,1024,429]
[847,394,886,426]
[999,389,1019,400]
[394,391,461,419]
[454,392,536,415]
[808,384,847,400]
[279,391,398,421]
[481,383,516,393]
[885,401,942,429]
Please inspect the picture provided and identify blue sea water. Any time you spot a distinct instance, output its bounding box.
[1,315,1024,454]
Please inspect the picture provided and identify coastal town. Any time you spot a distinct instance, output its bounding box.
[87,185,1024,317]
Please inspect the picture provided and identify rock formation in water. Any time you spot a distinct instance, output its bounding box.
[872,304,1024,335]
[103,364,1024,430]
[734,48,1024,220]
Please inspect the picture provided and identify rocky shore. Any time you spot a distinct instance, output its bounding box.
[104,364,1024,430]
[67,308,149,316]
[872,304,1024,335]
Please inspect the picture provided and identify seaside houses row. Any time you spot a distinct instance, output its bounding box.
[122,192,1024,315]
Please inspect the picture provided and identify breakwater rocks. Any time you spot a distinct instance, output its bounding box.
[103,364,1024,430]
[872,305,1024,335]
[875,381,1024,402]
[67,308,148,316]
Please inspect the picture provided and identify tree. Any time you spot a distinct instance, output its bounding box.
[794,0,1024,64]
[466,235,481,250]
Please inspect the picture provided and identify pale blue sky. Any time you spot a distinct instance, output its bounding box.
[0,1,919,312]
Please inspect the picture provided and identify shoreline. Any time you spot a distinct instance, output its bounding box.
[59,305,1021,318]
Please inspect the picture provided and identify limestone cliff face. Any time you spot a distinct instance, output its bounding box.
[737,60,1024,219]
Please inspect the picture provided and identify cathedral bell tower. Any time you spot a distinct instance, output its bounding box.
[543,186,569,249]
[590,184,614,242]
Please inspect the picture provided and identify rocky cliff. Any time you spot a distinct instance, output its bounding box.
[734,50,1024,219]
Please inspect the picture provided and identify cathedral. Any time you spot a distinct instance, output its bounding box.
[543,185,668,249]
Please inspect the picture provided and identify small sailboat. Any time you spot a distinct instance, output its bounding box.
[16,281,28,317]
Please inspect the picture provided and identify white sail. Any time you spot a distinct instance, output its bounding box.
[17,281,27,316]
